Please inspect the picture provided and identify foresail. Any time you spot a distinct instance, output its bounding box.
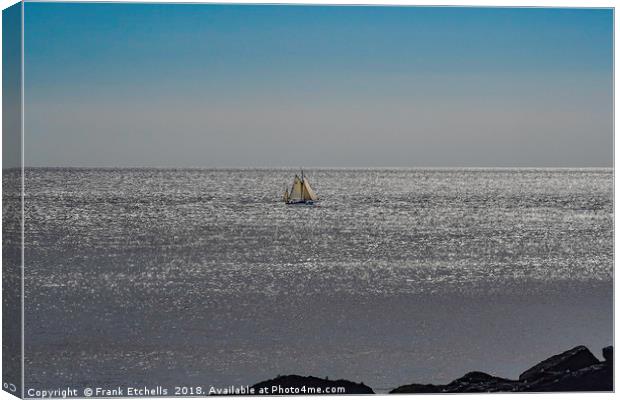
[302,178,318,201]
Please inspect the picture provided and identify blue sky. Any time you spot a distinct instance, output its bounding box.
[24,4,613,167]
[3,2,21,168]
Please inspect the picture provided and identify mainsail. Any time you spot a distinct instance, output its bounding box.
[289,175,304,201]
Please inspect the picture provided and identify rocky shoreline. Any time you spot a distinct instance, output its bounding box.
[249,345,612,395]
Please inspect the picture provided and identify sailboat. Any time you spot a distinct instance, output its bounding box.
[283,170,318,205]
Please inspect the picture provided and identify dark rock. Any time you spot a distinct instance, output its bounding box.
[519,346,599,382]
[603,346,613,364]
[522,362,612,392]
[450,371,512,385]
[391,345,612,393]
[390,372,517,393]
[389,383,441,393]
[251,375,374,395]
[445,371,517,392]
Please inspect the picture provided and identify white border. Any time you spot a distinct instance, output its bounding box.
[0,1,615,400]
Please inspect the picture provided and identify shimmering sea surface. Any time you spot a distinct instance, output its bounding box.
[23,168,613,393]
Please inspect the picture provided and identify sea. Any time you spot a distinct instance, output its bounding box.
[21,168,613,394]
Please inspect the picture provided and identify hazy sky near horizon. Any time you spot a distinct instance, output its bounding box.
[24,4,612,167]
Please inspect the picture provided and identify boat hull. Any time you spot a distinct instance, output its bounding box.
[285,200,316,205]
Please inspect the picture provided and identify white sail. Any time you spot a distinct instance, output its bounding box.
[290,175,303,200]
[302,178,318,201]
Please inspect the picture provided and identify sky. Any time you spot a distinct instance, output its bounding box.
[3,2,21,169]
[24,3,613,168]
